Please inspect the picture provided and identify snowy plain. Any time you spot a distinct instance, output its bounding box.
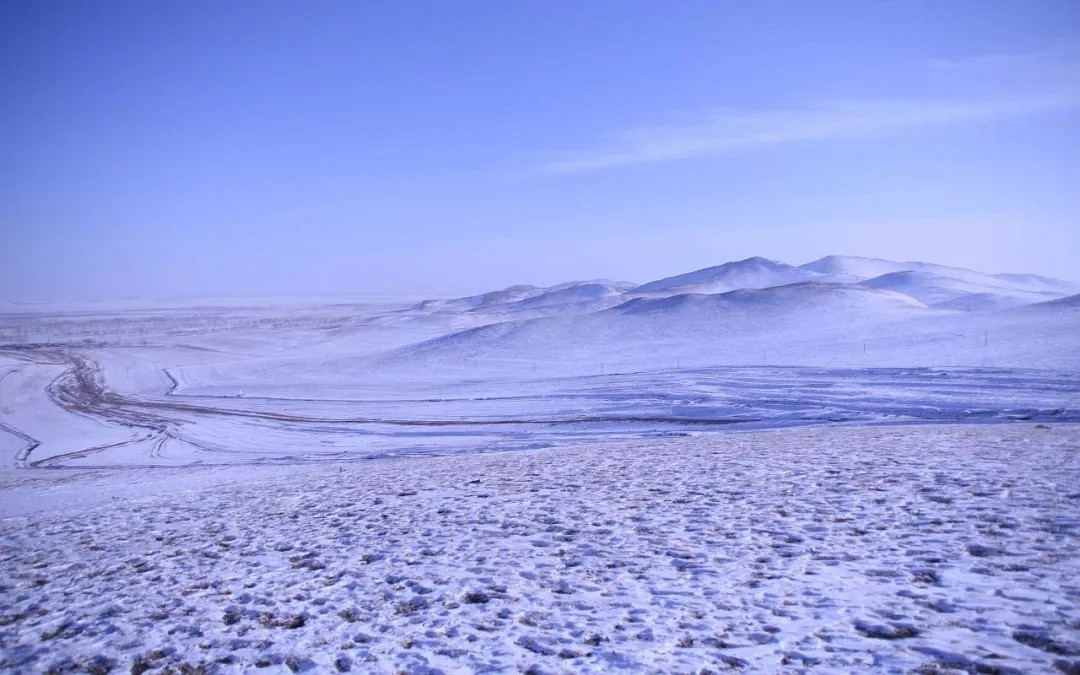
[2,425,1079,674]
[1,254,1079,673]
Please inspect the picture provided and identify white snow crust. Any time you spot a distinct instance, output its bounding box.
[1,425,1078,673]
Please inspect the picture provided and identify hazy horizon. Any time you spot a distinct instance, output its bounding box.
[1,250,1077,307]
[3,1,1078,302]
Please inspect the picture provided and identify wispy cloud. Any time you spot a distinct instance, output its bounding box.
[536,94,1079,175]
[928,43,1080,70]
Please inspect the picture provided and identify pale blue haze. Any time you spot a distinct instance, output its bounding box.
[1,0,1077,300]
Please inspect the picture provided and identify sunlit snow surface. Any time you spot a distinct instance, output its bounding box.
[1,292,1078,468]
[1,291,1078,672]
[1,426,1078,673]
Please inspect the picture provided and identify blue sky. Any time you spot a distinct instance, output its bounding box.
[1,0,1077,300]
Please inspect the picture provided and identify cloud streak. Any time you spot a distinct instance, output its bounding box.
[537,94,1078,175]
[928,43,1080,70]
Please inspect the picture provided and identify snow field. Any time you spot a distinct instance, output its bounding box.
[1,424,1078,673]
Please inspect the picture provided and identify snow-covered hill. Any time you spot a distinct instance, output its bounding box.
[116,254,1077,393]
[399,282,925,367]
[547,279,636,292]
[416,285,546,311]
[860,270,1058,309]
[802,255,1078,297]
[930,292,1037,312]
[619,281,925,315]
[502,282,627,310]
[800,254,926,279]
[416,281,632,316]
[631,257,823,295]
[799,255,993,284]
[413,255,1075,325]
[391,276,1080,374]
[1020,292,1080,310]
[992,272,1080,295]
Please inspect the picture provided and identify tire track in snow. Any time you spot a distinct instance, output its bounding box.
[9,345,1080,468]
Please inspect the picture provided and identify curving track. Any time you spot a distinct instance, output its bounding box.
[1,346,1078,469]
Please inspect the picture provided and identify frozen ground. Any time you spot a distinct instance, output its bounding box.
[1,256,1079,672]
[0,344,1077,469]
[1,425,1078,673]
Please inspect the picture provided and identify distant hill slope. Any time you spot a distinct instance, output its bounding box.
[407,255,1078,350]
[417,255,1076,316]
[416,280,633,315]
[1023,292,1080,309]
[992,273,1080,295]
[632,257,824,295]
[398,282,928,365]
[860,271,1058,308]
[800,255,927,279]
[506,283,626,309]
[618,281,925,315]
[416,285,546,312]
[931,292,1038,312]
[799,255,992,284]
[802,255,1078,296]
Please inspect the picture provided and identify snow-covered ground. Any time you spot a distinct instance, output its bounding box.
[1,425,1078,673]
[1,254,1079,672]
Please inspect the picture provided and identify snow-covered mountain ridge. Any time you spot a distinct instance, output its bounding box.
[387,255,1079,372]
[416,254,1077,316]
